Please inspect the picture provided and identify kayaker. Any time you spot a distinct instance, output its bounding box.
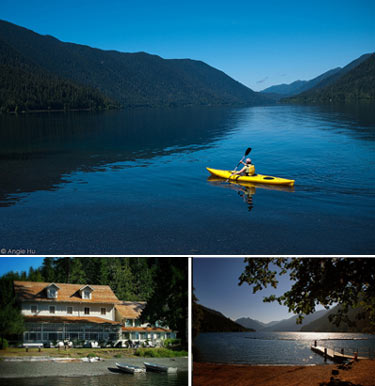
[233,158,255,176]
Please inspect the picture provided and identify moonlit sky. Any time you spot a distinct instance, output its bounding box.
[0,0,373,91]
[193,258,325,323]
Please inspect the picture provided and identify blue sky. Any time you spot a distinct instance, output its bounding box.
[0,257,45,276]
[0,0,373,91]
[194,258,314,323]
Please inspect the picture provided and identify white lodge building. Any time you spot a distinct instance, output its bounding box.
[14,281,174,344]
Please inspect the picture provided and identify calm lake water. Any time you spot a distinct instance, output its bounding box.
[194,331,375,365]
[0,372,187,386]
[0,104,374,254]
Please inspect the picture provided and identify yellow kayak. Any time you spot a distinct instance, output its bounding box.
[206,167,295,187]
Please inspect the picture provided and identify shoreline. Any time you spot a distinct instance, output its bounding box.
[0,357,188,379]
[194,360,375,386]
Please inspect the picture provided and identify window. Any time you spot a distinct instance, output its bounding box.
[135,319,141,327]
[125,319,133,327]
[49,306,55,314]
[48,287,57,298]
[83,290,91,299]
[67,306,73,314]
[84,307,90,315]
[31,305,37,314]
[101,308,106,315]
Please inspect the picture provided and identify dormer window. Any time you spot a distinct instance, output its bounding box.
[79,285,94,300]
[49,288,57,298]
[46,284,60,299]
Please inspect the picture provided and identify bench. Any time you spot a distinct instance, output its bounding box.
[23,343,43,352]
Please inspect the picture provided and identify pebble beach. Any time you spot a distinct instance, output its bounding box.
[0,357,188,379]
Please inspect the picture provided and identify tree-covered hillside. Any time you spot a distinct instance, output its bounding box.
[261,68,341,97]
[285,54,375,104]
[0,39,117,113]
[0,19,269,110]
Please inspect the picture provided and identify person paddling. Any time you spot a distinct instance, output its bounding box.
[233,158,255,176]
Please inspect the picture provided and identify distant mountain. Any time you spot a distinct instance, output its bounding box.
[301,305,375,333]
[261,310,328,332]
[235,317,265,331]
[285,54,375,104]
[0,19,269,111]
[197,305,253,333]
[262,53,372,101]
[261,68,341,97]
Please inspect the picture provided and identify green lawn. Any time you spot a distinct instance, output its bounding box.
[0,347,187,358]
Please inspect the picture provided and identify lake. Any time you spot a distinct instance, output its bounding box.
[0,372,187,386]
[193,331,375,365]
[0,104,374,254]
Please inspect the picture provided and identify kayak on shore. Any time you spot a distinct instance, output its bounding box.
[206,167,295,187]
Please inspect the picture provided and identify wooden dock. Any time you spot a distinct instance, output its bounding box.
[311,345,368,362]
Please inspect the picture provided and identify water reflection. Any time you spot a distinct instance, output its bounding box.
[0,107,240,206]
[0,372,187,386]
[207,177,294,212]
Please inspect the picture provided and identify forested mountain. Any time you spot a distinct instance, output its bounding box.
[0,19,268,111]
[301,305,375,333]
[0,39,117,113]
[196,304,253,333]
[285,54,375,103]
[261,67,341,97]
[262,53,372,101]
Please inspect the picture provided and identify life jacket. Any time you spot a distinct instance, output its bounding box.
[244,164,255,175]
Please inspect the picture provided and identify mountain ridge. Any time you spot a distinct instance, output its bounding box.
[262,53,372,101]
[284,54,375,103]
[0,19,269,111]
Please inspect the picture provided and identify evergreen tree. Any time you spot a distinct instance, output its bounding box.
[115,259,135,300]
[41,257,55,282]
[69,258,87,283]
[54,257,73,283]
[141,258,188,347]
[0,304,24,348]
[130,257,155,301]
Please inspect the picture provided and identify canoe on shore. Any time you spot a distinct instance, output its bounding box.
[144,361,177,373]
[116,362,146,374]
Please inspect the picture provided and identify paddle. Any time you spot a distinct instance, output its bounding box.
[226,147,252,182]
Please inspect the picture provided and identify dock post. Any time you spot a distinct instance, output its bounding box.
[324,347,327,361]
[341,348,344,355]
[314,340,317,347]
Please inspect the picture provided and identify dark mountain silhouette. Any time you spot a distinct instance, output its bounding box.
[301,305,375,333]
[260,310,328,331]
[235,317,281,330]
[197,304,253,333]
[235,317,266,330]
[0,19,269,111]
